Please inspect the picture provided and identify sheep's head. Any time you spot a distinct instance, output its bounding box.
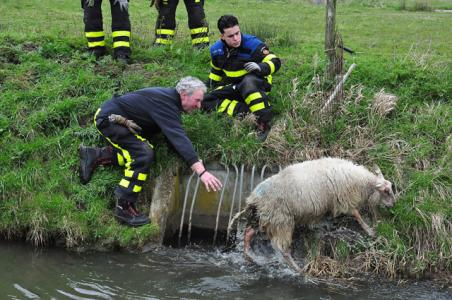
[370,166,396,208]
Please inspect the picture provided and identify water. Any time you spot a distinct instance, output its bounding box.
[0,241,450,300]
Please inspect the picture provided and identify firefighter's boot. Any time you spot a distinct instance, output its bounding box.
[79,145,113,184]
[114,201,150,227]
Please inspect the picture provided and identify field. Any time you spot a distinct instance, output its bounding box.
[0,0,450,279]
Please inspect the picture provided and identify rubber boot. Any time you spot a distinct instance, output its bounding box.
[88,46,107,60]
[113,48,131,64]
[114,201,150,227]
[79,145,113,184]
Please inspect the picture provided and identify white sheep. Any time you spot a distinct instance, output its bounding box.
[229,157,396,272]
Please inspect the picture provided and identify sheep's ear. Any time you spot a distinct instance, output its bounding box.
[375,182,385,192]
[373,165,383,179]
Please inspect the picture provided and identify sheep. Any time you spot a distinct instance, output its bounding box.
[228,157,396,272]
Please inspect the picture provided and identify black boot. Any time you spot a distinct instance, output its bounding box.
[114,202,150,227]
[88,46,107,60]
[79,146,113,184]
[113,48,131,64]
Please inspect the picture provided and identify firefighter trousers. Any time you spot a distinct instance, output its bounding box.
[95,108,154,205]
[202,74,273,125]
[82,0,131,56]
[154,0,209,48]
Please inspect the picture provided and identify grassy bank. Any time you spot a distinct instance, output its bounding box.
[0,0,450,279]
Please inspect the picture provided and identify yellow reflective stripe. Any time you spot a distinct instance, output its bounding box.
[249,102,266,112]
[217,99,231,113]
[266,75,273,84]
[112,30,131,38]
[94,108,101,125]
[224,69,247,78]
[156,29,175,35]
[113,41,130,48]
[133,185,142,192]
[209,73,222,81]
[227,101,238,116]
[125,170,134,178]
[117,153,125,166]
[265,60,275,74]
[137,173,147,181]
[192,37,209,45]
[262,54,276,62]
[195,0,200,2]
[210,61,221,70]
[155,38,173,45]
[190,27,208,34]
[245,92,262,105]
[88,41,106,47]
[119,179,130,188]
[86,31,104,38]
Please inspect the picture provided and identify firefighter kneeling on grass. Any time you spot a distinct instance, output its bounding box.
[202,15,281,141]
[79,77,222,227]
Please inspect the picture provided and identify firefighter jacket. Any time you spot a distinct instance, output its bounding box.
[208,34,281,88]
[97,88,199,165]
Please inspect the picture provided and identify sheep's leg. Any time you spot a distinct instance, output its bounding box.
[281,249,302,273]
[243,226,256,262]
[352,208,375,237]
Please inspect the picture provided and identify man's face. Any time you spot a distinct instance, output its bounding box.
[221,25,241,48]
[181,89,204,113]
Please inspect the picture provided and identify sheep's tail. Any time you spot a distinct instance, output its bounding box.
[227,208,247,232]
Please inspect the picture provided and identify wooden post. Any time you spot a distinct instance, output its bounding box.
[325,0,337,82]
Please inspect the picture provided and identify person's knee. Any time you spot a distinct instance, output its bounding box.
[238,74,262,91]
[136,144,155,168]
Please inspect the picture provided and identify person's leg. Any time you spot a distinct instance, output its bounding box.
[154,0,179,45]
[202,85,249,117]
[82,0,106,58]
[183,0,209,48]
[96,115,153,226]
[236,74,273,140]
[110,0,132,62]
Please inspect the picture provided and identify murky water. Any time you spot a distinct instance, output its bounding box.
[1,241,450,300]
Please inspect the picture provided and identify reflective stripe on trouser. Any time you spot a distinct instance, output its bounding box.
[83,0,131,53]
[202,75,272,123]
[154,0,209,46]
[94,108,154,204]
[154,0,177,45]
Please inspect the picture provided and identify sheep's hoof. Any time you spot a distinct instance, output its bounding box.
[367,228,376,238]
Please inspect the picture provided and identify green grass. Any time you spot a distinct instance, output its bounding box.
[0,0,450,279]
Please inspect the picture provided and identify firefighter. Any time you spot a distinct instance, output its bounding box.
[82,0,132,62]
[79,77,222,226]
[153,0,209,48]
[202,15,281,141]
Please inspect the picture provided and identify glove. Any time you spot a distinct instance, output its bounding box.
[113,0,129,11]
[108,114,142,134]
[244,62,261,74]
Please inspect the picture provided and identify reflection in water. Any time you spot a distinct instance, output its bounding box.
[0,241,450,300]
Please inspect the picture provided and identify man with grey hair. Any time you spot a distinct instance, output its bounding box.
[79,76,222,226]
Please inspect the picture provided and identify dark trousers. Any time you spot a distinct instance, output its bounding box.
[202,74,273,124]
[82,0,131,55]
[95,109,154,205]
[154,0,209,47]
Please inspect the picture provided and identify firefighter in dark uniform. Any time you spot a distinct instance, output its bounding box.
[79,77,222,226]
[202,15,281,141]
[153,0,209,48]
[82,0,132,62]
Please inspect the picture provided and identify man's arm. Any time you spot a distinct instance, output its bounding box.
[150,108,222,192]
[249,43,281,77]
